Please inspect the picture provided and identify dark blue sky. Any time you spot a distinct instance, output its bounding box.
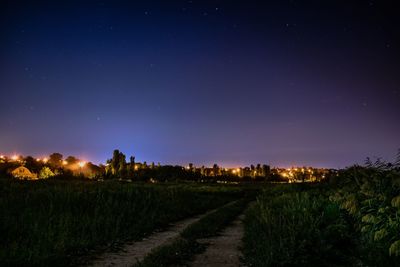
[1,0,399,168]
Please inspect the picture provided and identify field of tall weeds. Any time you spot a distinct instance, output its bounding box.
[243,158,400,266]
[0,179,240,266]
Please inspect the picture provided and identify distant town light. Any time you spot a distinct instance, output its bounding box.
[42,157,49,163]
[62,160,68,165]
[78,161,86,168]
[11,155,19,161]
[0,155,4,159]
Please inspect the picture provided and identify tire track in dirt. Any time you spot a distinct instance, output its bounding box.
[86,202,236,267]
[188,214,245,267]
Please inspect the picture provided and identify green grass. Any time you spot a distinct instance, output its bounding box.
[135,199,249,267]
[242,186,356,267]
[329,166,400,266]
[0,179,242,266]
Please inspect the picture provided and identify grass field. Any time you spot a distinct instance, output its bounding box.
[243,185,356,266]
[0,179,245,266]
[242,166,400,266]
[1,165,399,267]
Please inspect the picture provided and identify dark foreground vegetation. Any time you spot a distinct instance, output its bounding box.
[243,159,400,266]
[136,199,249,267]
[0,180,245,266]
[1,154,399,267]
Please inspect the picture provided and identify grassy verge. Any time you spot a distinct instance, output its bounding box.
[242,187,356,267]
[0,179,241,266]
[135,199,249,267]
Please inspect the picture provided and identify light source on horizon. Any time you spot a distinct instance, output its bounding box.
[11,155,19,161]
[42,157,48,163]
[78,161,86,168]
[62,160,68,165]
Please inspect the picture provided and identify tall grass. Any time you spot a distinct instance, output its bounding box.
[243,187,355,266]
[0,179,238,266]
[330,165,400,265]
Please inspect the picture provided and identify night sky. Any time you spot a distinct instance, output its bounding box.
[1,0,399,168]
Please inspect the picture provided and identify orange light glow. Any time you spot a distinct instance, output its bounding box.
[78,161,86,168]
[62,160,68,165]
[42,157,48,163]
[11,155,19,161]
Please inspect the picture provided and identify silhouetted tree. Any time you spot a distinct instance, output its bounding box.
[24,156,42,174]
[49,153,63,168]
[213,164,219,176]
[262,164,271,179]
[111,149,120,175]
[118,152,127,178]
[127,156,135,178]
[65,156,79,165]
[256,164,261,176]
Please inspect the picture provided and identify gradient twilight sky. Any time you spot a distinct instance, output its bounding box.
[0,0,399,168]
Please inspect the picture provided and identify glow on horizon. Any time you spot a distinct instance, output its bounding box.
[0,152,346,169]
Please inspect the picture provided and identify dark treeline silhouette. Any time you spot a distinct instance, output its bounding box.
[0,149,277,182]
[101,149,273,182]
[0,148,357,183]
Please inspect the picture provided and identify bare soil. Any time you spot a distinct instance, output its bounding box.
[188,214,245,267]
[86,206,230,267]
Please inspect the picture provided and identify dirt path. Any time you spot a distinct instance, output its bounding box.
[86,203,234,267]
[189,214,245,267]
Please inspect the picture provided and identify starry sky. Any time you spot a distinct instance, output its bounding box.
[0,0,399,168]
